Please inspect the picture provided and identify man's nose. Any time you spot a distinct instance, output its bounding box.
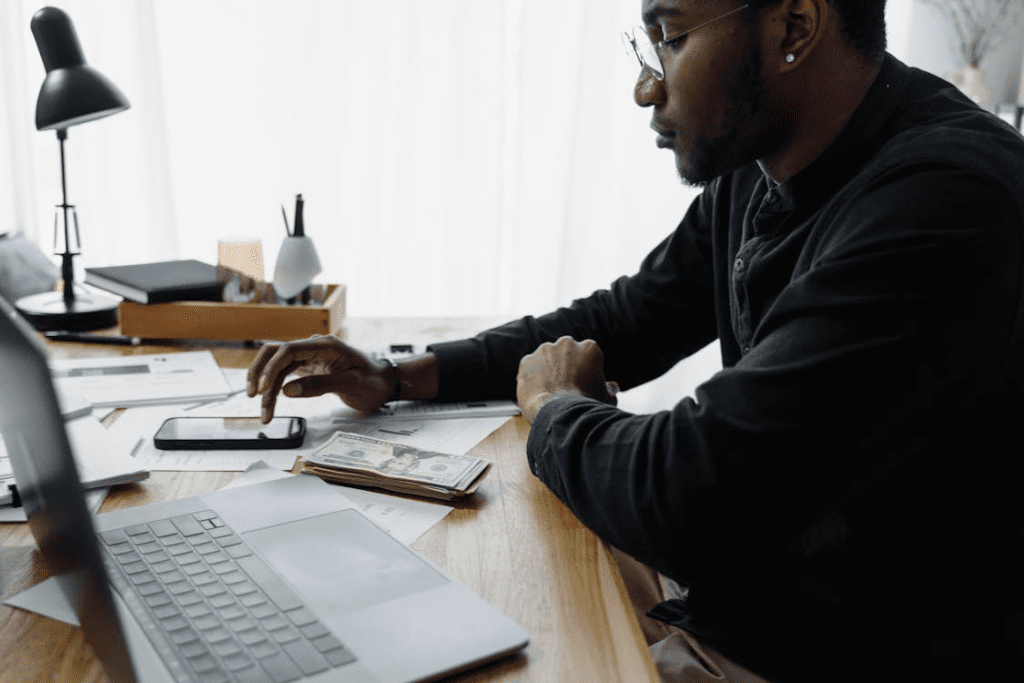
[633,67,665,107]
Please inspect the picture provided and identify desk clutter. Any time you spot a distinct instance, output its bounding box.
[82,258,346,341]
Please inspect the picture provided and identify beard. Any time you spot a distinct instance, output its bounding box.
[677,41,767,187]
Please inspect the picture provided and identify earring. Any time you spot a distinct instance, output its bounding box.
[785,53,796,63]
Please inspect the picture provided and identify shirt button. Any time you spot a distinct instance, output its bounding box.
[742,345,751,355]
[734,257,744,272]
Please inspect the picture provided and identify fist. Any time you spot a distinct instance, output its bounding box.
[516,336,617,423]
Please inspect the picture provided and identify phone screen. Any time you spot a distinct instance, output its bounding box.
[154,417,306,450]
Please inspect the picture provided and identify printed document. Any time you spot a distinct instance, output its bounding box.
[48,351,232,408]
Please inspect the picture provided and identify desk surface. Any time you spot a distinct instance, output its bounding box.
[0,316,658,683]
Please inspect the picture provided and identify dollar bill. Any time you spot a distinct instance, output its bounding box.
[307,431,489,491]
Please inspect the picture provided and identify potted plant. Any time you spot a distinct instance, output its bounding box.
[920,0,1024,104]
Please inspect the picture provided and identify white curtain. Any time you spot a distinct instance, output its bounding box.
[1,0,698,318]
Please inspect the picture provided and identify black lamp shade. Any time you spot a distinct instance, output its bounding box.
[31,6,130,131]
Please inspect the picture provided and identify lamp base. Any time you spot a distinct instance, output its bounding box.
[15,288,119,331]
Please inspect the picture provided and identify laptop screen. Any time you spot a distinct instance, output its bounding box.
[0,295,136,682]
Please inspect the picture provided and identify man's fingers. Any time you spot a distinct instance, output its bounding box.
[260,358,299,423]
[247,343,281,397]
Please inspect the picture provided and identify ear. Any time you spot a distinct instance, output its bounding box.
[763,0,827,73]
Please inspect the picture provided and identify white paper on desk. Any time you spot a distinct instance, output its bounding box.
[3,576,80,626]
[0,417,129,507]
[66,415,149,488]
[55,385,93,420]
[0,488,107,523]
[48,351,232,408]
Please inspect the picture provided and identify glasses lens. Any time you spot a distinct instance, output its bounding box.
[628,27,663,80]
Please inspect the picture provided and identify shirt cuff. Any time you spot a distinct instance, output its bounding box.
[425,338,488,402]
[525,393,603,481]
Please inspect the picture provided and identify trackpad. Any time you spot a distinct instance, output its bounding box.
[243,509,448,615]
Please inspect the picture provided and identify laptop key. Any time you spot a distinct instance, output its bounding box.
[299,622,329,640]
[251,641,280,660]
[234,664,268,683]
[282,639,330,675]
[148,519,179,537]
[284,607,317,627]
[197,670,230,683]
[171,514,206,536]
[225,544,253,560]
[186,652,219,674]
[269,626,301,645]
[323,645,358,667]
[222,652,255,672]
[99,529,129,545]
[258,651,304,683]
[152,604,179,620]
[310,633,342,653]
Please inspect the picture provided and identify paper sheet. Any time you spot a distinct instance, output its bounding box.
[2,414,138,508]
[48,351,232,408]
[0,488,108,523]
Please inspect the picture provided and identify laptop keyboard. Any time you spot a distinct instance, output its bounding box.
[99,510,357,683]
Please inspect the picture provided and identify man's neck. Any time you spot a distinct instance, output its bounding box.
[761,50,884,183]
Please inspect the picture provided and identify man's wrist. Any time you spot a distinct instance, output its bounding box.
[379,357,403,403]
[521,389,583,423]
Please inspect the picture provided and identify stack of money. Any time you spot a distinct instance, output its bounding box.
[303,431,492,500]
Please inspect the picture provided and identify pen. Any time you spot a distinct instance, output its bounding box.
[281,204,291,236]
[44,331,268,348]
[293,194,304,237]
[45,331,142,345]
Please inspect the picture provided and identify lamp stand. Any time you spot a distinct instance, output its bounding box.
[15,128,119,331]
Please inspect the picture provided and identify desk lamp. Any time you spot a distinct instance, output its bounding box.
[14,6,130,331]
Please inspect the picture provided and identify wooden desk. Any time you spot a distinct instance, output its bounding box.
[0,317,658,683]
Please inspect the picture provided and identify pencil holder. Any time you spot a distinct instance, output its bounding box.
[273,235,322,300]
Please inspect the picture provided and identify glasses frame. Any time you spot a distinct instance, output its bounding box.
[623,4,751,80]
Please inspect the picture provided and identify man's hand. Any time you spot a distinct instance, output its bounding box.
[247,335,392,423]
[516,336,618,423]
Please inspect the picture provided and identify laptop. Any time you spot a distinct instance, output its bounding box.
[0,295,528,683]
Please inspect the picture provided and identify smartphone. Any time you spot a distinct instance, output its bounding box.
[153,416,306,450]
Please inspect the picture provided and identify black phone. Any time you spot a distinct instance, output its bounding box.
[153,416,306,450]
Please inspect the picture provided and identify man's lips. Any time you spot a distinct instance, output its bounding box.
[651,123,675,148]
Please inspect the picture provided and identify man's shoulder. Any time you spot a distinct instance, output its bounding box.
[872,68,1024,191]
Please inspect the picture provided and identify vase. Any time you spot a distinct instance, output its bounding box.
[947,66,992,106]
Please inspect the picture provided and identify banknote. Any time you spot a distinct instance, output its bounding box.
[307,431,490,491]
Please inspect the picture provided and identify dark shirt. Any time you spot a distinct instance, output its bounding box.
[429,55,1024,682]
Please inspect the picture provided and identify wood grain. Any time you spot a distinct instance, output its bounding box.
[0,317,658,682]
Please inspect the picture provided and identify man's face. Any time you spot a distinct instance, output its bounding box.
[636,0,776,186]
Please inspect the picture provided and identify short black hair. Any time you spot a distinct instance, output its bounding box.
[747,0,887,61]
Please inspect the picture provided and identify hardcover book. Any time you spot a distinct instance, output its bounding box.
[84,259,223,304]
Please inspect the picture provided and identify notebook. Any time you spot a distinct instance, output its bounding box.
[0,295,528,683]
[84,259,224,304]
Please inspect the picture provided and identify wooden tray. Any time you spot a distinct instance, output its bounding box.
[118,284,346,341]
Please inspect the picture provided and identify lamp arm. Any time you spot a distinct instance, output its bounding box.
[56,128,76,305]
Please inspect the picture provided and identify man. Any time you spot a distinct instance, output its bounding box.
[249,0,1024,680]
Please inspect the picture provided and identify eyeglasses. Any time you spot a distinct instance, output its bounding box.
[622,4,750,80]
